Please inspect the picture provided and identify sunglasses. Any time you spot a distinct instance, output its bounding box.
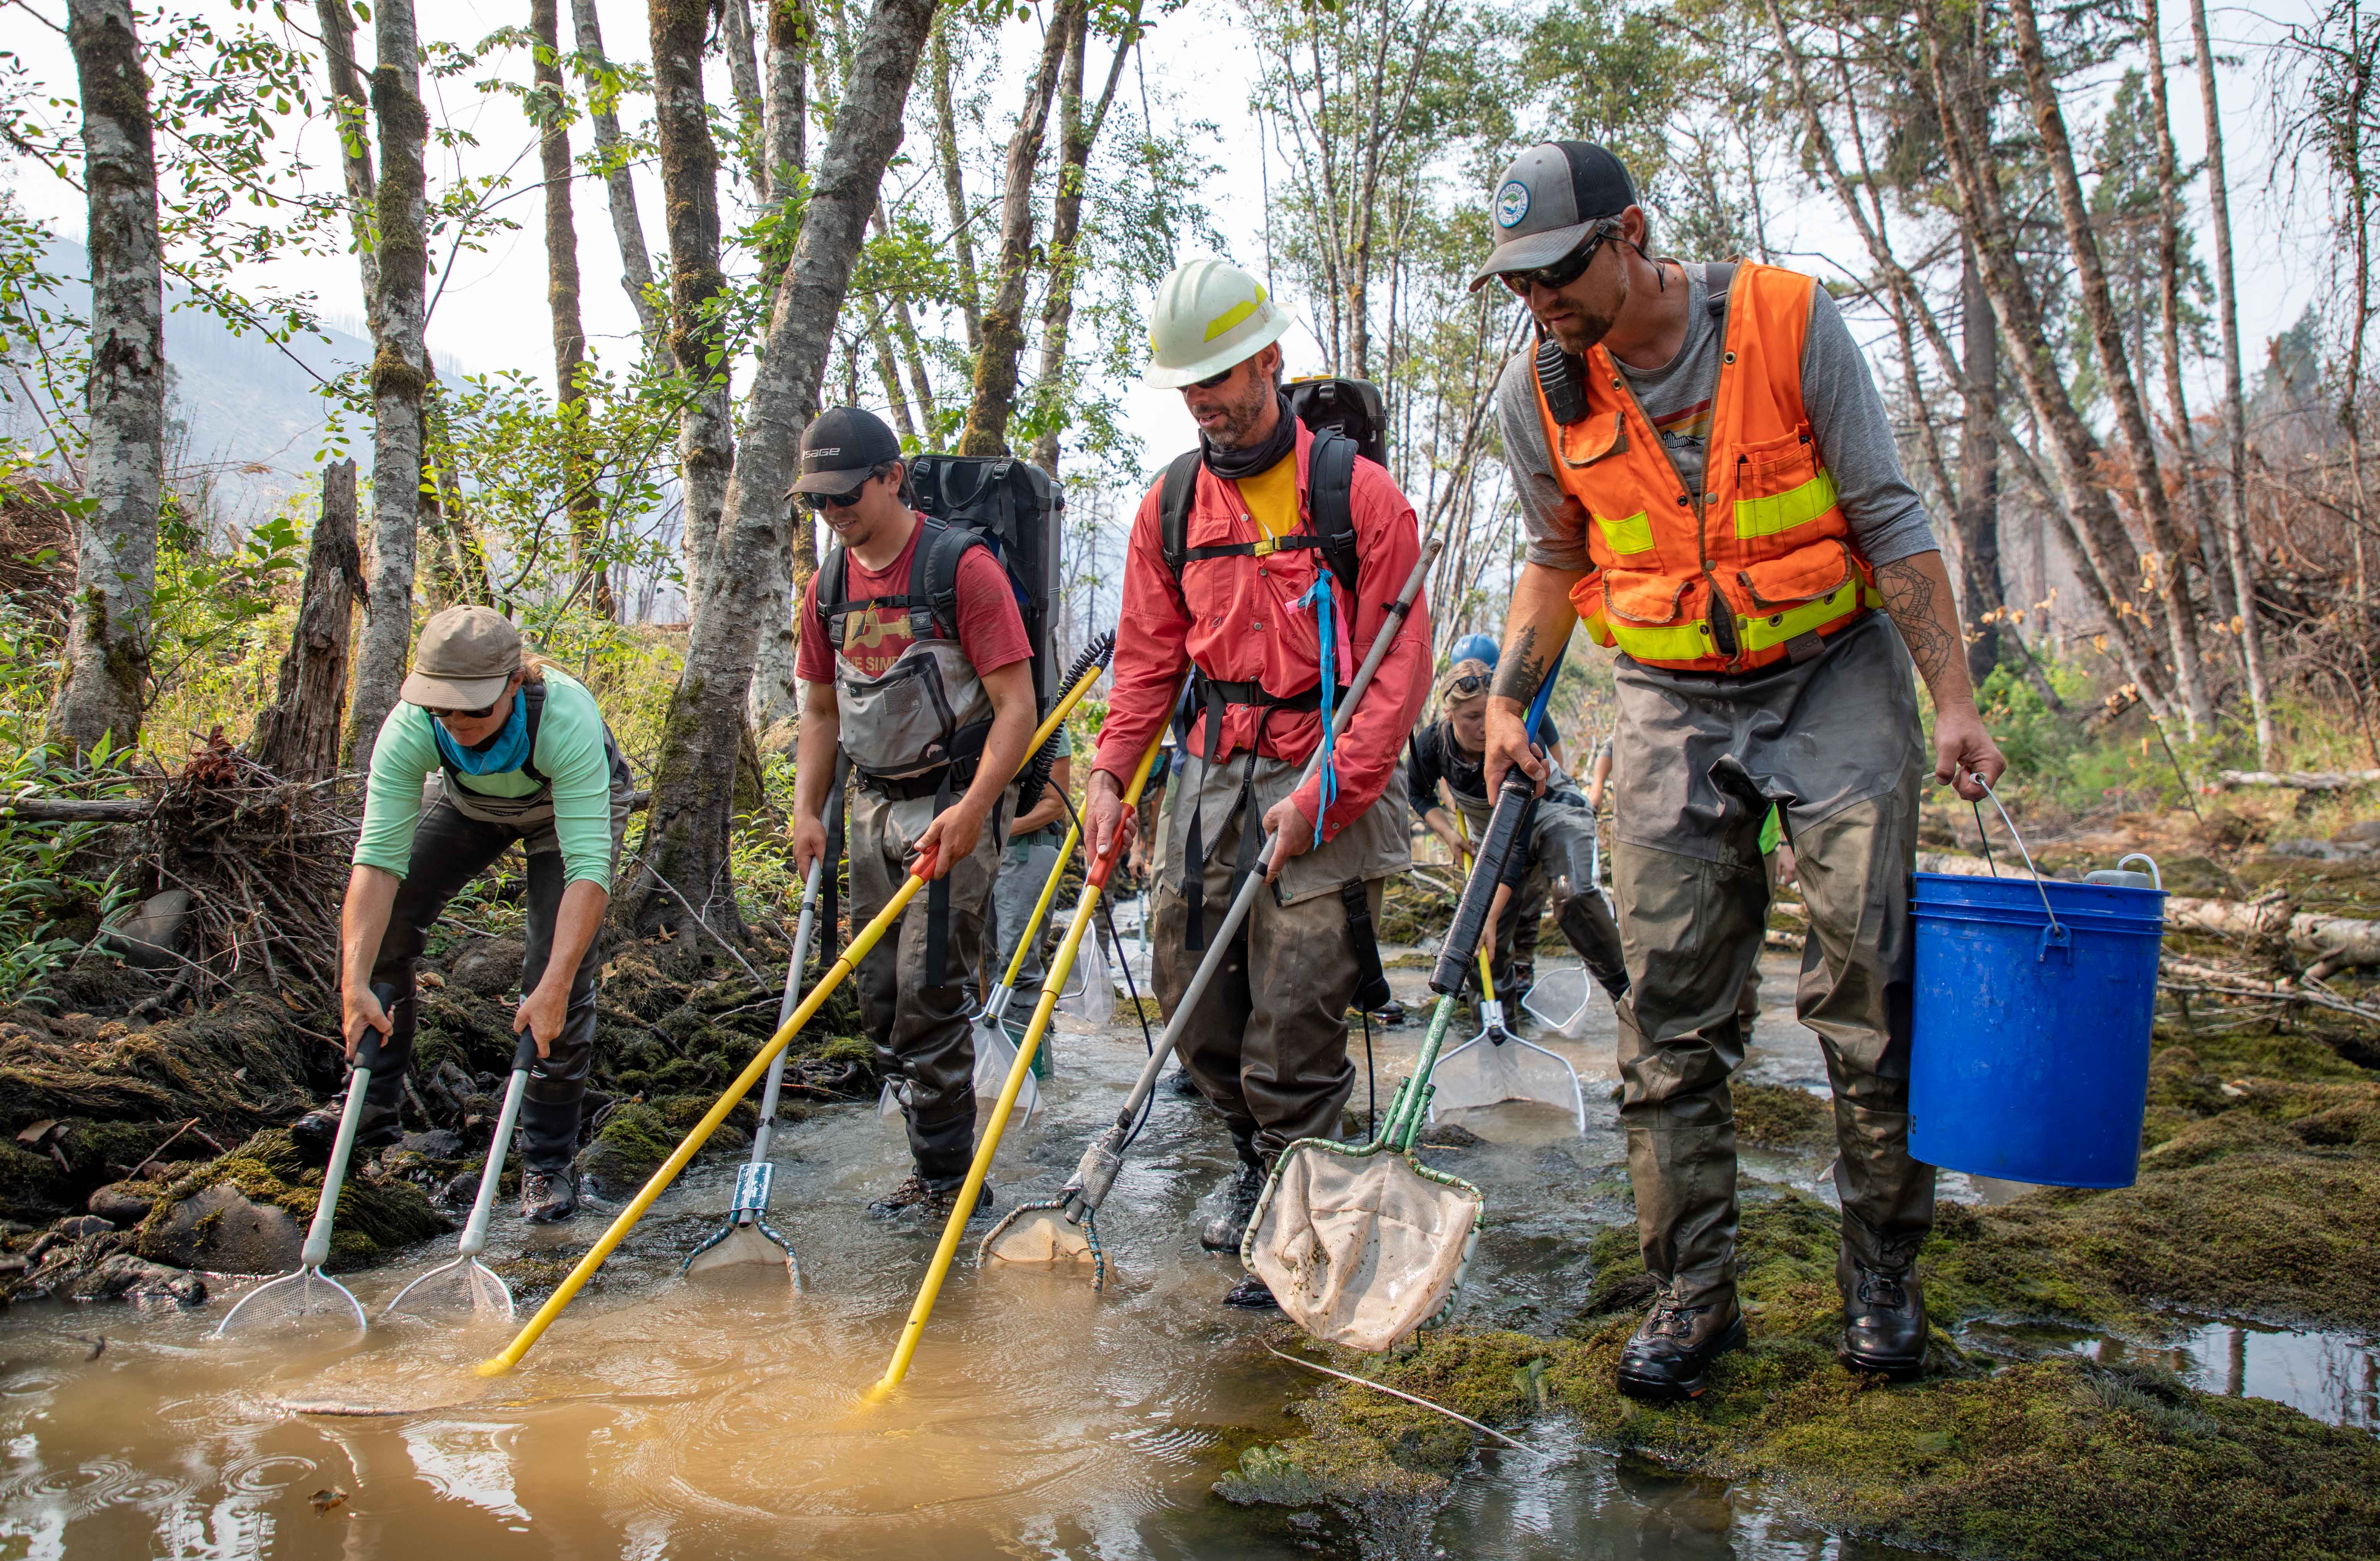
[1190,363,1237,391]
[800,486,866,512]
[1500,222,1621,296]
[428,692,505,721]
[1441,671,1491,700]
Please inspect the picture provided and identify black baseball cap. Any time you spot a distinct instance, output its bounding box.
[1468,142,1640,291]
[789,406,903,496]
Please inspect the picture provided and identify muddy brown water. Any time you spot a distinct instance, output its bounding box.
[0,947,2367,1557]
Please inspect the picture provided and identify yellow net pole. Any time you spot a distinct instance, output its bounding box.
[476,663,1108,1377]
[865,729,1166,1400]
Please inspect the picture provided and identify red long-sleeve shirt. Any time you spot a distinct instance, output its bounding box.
[1093,419,1433,838]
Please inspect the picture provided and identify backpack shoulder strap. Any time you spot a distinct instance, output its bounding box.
[1158,449,1205,582]
[517,680,549,788]
[915,516,986,641]
[1306,429,1361,603]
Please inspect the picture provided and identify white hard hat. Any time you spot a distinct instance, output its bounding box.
[1145,258,1291,389]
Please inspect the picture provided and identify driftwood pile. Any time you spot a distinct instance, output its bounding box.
[106,731,357,1003]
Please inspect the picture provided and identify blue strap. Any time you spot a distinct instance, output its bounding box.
[1298,573,1340,831]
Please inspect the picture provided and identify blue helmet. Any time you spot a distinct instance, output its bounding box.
[1446,632,1499,669]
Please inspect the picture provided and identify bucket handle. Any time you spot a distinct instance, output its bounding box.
[2116,852,2163,890]
[1970,772,2067,952]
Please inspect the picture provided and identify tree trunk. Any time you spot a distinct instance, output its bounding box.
[51,0,164,761]
[531,0,610,619]
[569,0,669,370]
[1028,5,1133,478]
[2146,0,2218,593]
[1957,237,2006,688]
[2187,0,2272,760]
[1922,10,2176,716]
[649,0,737,604]
[719,0,768,193]
[628,0,938,938]
[2009,0,2212,736]
[745,0,817,743]
[250,461,365,780]
[929,26,981,351]
[313,0,381,342]
[344,0,431,772]
[764,0,808,180]
[956,0,1081,458]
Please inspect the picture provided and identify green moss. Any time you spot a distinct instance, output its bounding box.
[1733,1083,1836,1151]
[0,1141,69,1221]
[140,1128,446,1271]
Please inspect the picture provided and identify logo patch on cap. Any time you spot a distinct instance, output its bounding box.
[1496,179,1531,229]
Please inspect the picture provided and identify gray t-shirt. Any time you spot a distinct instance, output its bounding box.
[1499,263,1938,574]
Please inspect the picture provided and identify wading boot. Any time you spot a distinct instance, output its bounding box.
[1837,1239,1927,1377]
[520,1164,580,1223]
[1222,1274,1281,1311]
[1614,1289,1746,1401]
[1200,1160,1265,1252]
[291,1098,402,1160]
[867,1173,993,1223]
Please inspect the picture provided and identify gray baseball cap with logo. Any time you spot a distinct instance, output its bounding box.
[1468,141,1640,291]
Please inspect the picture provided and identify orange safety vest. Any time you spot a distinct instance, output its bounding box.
[1534,261,1883,675]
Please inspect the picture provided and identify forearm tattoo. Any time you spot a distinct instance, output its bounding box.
[1877,557,1960,692]
[1492,624,1547,707]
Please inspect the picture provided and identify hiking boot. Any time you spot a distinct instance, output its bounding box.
[1223,1274,1281,1311]
[867,1173,992,1223]
[291,1098,402,1159]
[1166,1067,1207,1100]
[1614,1290,1746,1401]
[1837,1242,1928,1377]
[1200,1162,1265,1252]
[520,1165,580,1223]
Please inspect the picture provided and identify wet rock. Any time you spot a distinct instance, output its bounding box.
[446,938,526,997]
[49,1214,114,1240]
[2336,819,2380,845]
[102,888,193,971]
[67,1252,206,1304]
[142,1184,303,1275]
[86,1183,157,1225]
[576,1101,673,1200]
[397,1129,462,1160]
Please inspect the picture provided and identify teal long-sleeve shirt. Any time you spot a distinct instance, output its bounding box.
[353,667,619,891]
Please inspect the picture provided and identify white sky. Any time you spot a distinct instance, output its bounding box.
[0,0,2339,490]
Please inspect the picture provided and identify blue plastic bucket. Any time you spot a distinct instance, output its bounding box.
[1908,870,2166,1189]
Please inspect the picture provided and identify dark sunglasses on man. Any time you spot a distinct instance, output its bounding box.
[1500,219,1625,297]
[799,486,866,513]
[1190,363,1237,391]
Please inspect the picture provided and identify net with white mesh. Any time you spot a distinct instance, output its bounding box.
[1427,1026,1587,1132]
[214,1266,367,1341]
[382,1253,514,1322]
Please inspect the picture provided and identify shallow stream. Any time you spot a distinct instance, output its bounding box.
[0,948,2368,1557]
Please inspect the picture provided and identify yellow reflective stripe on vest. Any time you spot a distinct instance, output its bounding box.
[1734,581,1876,654]
[1592,509,1654,555]
[1607,618,1715,661]
[1733,468,1840,540]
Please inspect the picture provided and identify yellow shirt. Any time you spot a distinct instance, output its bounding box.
[1233,452,1301,541]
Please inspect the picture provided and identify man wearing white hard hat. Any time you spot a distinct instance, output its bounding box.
[1084,259,1433,1309]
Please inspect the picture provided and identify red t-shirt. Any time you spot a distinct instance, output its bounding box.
[795,517,1033,684]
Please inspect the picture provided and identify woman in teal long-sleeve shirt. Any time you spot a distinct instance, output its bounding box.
[301,606,633,1224]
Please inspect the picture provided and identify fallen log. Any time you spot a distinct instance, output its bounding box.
[5,789,652,826]
[2213,769,2380,791]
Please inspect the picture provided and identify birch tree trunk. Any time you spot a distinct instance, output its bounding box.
[627,0,938,937]
[719,0,769,193]
[956,0,1081,457]
[1029,5,1134,477]
[930,27,981,351]
[746,0,816,741]
[569,0,668,369]
[531,0,610,618]
[2146,0,2218,588]
[650,0,736,603]
[2187,0,2272,760]
[2009,0,2212,736]
[313,0,381,342]
[250,461,365,780]
[344,0,431,772]
[50,0,164,761]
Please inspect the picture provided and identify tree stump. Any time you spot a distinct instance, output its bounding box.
[249,461,365,782]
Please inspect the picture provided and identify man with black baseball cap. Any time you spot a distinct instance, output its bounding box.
[1470,141,2007,1398]
[786,407,1040,1224]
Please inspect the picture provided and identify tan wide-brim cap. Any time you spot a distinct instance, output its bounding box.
[400,605,521,709]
